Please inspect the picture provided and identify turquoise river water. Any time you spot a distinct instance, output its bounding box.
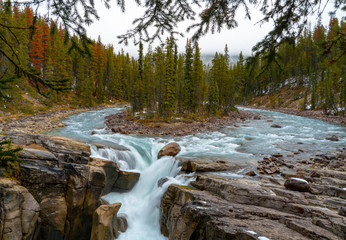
[49,107,345,240]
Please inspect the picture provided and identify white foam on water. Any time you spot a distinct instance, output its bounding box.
[103,156,194,240]
[49,106,346,240]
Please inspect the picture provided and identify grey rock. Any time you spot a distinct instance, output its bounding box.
[284,178,311,192]
[271,124,282,128]
[326,135,339,141]
[0,178,40,240]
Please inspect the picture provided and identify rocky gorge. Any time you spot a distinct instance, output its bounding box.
[161,149,346,239]
[0,106,345,240]
[0,132,133,240]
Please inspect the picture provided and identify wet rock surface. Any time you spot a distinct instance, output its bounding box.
[90,203,124,240]
[270,123,282,128]
[105,110,258,136]
[112,170,140,191]
[160,149,346,240]
[158,142,181,159]
[0,132,129,240]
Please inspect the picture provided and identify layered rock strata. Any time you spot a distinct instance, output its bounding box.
[161,154,346,240]
[0,132,133,240]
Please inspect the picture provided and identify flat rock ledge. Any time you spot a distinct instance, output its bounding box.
[105,110,258,136]
[160,152,346,240]
[0,132,135,240]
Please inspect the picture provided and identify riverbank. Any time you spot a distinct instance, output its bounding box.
[2,106,345,240]
[0,103,128,133]
[105,110,258,136]
[241,105,346,126]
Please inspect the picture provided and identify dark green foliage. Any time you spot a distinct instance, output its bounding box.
[161,37,176,116]
[239,18,345,115]
[132,41,144,113]
[1,3,344,118]
[207,76,219,115]
[183,39,194,111]
[0,139,22,177]
[311,83,317,110]
[0,75,15,99]
[192,42,204,111]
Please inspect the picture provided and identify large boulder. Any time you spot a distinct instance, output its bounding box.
[112,170,140,191]
[284,178,311,192]
[158,142,181,159]
[89,158,120,195]
[90,203,122,240]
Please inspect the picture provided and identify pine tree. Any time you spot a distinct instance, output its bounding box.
[192,42,204,111]
[133,41,144,112]
[176,54,185,113]
[311,83,317,110]
[0,139,22,177]
[207,75,219,115]
[154,45,165,116]
[183,39,193,112]
[143,46,155,112]
[161,37,176,117]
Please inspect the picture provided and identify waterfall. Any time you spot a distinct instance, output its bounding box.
[49,106,346,240]
[97,146,193,240]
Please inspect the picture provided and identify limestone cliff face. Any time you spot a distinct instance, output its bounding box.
[0,132,133,240]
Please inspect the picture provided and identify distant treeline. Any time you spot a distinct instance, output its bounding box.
[1,3,344,116]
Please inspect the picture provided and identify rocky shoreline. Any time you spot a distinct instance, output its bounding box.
[161,147,346,239]
[1,106,345,240]
[242,105,346,126]
[105,110,258,136]
[0,103,128,133]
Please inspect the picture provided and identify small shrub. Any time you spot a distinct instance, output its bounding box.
[0,139,22,178]
[42,98,53,108]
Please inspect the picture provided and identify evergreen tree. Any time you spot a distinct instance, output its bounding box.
[0,139,22,177]
[183,39,193,112]
[192,42,204,111]
[207,53,220,115]
[207,75,219,115]
[161,37,176,117]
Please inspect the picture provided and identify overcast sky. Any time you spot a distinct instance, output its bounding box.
[84,1,341,57]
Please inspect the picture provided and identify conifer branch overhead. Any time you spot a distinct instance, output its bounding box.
[2,0,344,54]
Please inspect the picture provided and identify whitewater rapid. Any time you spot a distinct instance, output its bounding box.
[49,107,345,239]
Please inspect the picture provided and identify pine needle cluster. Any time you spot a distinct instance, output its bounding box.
[0,139,22,178]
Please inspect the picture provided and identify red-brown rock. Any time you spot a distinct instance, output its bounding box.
[158,142,181,159]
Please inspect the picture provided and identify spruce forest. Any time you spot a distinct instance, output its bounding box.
[0,4,345,117]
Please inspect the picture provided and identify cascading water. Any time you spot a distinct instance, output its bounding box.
[49,106,345,239]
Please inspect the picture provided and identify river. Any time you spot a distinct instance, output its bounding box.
[49,107,345,239]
